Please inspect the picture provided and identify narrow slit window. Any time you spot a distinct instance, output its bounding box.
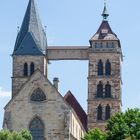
[105,60,111,76]
[97,104,103,120]
[24,63,28,76]
[105,104,111,120]
[97,81,103,98]
[98,60,103,76]
[30,62,35,75]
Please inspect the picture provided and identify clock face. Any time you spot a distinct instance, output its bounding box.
[101,29,108,34]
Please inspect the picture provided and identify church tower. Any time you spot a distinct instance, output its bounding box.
[12,0,48,97]
[4,1,87,139]
[3,0,124,137]
[87,3,123,130]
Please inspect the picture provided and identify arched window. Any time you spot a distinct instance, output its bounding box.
[30,88,46,102]
[98,60,103,76]
[97,81,103,98]
[29,117,44,140]
[105,104,111,120]
[23,63,28,76]
[105,60,111,76]
[30,62,35,75]
[97,104,102,120]
[105,82,111,98]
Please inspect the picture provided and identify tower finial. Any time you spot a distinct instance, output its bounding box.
[102,0,109,20]
[17,26,20,34]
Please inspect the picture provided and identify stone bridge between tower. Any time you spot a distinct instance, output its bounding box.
[47,46,89,60]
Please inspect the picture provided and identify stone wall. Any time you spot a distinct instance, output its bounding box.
[4,72,70,140]
[4,71,86,140]
[88,51,122,130]
[12,56,47,96]
[47,47,89,60]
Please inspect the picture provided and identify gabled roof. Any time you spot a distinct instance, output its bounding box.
[5,70,70,111]
[13,0,47,55]
[90,20,119,41]
[64,91,87,131]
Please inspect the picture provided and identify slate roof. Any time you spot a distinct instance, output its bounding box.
[90,3,120,42]
[64,91,87,131]
[97,21,114,35]
[13,0,47,55]
[90,20,119,41]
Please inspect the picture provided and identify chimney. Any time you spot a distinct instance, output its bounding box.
[53,77,59,90]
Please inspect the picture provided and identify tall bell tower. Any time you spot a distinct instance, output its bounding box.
[12,0,48,97]
[87,2,123,130]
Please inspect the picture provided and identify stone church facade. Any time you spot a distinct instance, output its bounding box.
[3,0,123,139]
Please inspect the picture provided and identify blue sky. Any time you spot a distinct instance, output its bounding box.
[0,0,140,129]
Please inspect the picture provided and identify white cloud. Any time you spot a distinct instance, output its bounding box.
[0,87,11,98]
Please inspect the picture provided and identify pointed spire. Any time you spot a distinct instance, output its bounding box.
[13,0,47,55]
[102,0,109,20]
[90,0,120,42]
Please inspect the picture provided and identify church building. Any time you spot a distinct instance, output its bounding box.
[3,0,123,139]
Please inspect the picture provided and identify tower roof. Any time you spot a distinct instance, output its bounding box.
[13,0,47,55]
[90,2,119,41]
[90,20,118,41]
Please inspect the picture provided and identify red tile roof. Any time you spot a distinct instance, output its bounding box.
[64,91,87,131]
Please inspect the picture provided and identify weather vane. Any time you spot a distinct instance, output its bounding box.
[44,26,47,34]
[102,0,109,20]
[104,0,107,9]
[17,26,20,34]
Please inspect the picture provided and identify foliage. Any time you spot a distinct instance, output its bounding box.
[106,108,140,140]
[83,108,140,140]
[82,128,106,140]
[0,129,32,140]
[20,130,32,140]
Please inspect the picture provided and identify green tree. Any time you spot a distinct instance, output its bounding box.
[106,108,140,140]
[21,130,32,140]
[0,129,32,140]
[0,130,9,140]
[82,128,106,140]
[82,109,140,140]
